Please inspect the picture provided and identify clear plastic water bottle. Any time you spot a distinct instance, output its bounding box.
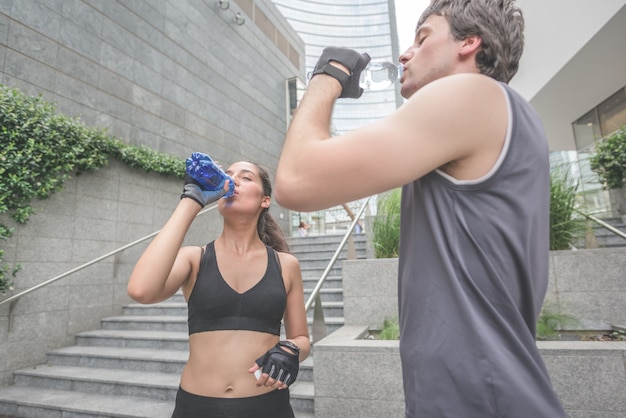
[185,152,235,198]
[359,61,403,91]
[306,60,402,91]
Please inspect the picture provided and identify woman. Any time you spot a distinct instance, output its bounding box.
[127,158,310,418]
[297,221,310,237]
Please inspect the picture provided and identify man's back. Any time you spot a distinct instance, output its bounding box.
[398,83,567,417]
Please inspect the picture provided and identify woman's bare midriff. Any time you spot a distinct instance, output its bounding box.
[180,330,280,398]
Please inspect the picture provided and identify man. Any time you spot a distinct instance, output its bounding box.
[274,0,568,417]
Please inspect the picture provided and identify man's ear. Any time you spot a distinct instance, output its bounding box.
[459,35,482,58]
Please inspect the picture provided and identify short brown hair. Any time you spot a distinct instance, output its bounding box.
[418,0,524,83]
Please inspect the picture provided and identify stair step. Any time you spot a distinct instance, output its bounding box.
[13,365,179,401]
[302,276,343,288]
[289,380,315,413]
[0,233,358,416]
[123,302,187,316]
[296,355,313,382]
[291,251,367,262]
[76,329,189,350]
[588,218,626,248]
[304,288,344,302]
[287,234,365,244]
[101,315,187,332]
[0,379,315,418]
[0,386,173,418]
[300,266,343,277]
[306,301,343,317]
[307,316,344,335]
[47,346,187,374]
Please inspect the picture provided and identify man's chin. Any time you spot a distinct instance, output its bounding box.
[400,85,415,100]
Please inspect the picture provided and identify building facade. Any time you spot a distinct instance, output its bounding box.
[272,0,403,135]
[271,0,403,233]
[510,0,626,215]
[0,0,304,384]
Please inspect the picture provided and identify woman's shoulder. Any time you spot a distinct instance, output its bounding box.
[275,250,300,268]
[180,244,205,257]
[179,245,206,268]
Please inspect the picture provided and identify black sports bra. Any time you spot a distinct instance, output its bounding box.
[187,241,286,336]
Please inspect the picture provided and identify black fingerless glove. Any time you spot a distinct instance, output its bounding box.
[181,174,227,208]
[255,341,300,387]
[311,47,371,99]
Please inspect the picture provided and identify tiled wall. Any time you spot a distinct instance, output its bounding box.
[0,0,305,384]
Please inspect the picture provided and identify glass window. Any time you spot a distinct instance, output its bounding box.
[572,86,626,151]
[286,77,306,124]
[598,87,626,136]
[572,108,601,151]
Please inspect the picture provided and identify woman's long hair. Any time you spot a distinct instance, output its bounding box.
[254,163,290,253]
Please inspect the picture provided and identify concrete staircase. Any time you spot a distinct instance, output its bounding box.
[284,234,369,415]
[590,216,626,248]
[0,233,368,418]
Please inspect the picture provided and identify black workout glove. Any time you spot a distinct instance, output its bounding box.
[311,47,371,99]
[255,341,300,387]
[180,174,227,208]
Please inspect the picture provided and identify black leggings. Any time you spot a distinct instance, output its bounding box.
[171,386,295,418]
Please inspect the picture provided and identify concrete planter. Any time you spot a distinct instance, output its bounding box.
[315,325,626,418]
[608,187,626,217]
[316,249,626,418]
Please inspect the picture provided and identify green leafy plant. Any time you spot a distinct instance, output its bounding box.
[108,139,186,176]
[549,164,585,250]
[536,307,580,341]
[371,188,401,258]
[589,126,626,190]
[0,84,185,294]
[375,309,581,341]
[608,329,625,341]
[377,317,400,340]
[371,165,584,255]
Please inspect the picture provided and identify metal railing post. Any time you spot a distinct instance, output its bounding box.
[575,209,626,242]
[305,197,370,342]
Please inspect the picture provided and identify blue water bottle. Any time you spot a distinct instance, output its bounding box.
[185,152,235,198]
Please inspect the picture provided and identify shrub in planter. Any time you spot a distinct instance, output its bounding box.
[590,126,626,215]
[549,164,585,250]
[370,165,584,256]
[377,317,400,340]
[590,126,626,190]
[371,188,401,258]
[376,309,579,341]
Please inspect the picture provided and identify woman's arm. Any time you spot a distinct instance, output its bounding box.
[127,198,201,304]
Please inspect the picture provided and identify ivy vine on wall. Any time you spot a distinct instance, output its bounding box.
[0,85,185,294]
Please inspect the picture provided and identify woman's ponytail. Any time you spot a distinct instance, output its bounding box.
[254,163,289,253]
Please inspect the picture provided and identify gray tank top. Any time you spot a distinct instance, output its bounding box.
[398,83,567,417]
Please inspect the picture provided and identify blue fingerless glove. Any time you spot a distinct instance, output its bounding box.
[255,341,300,387]
[181,174,227,208]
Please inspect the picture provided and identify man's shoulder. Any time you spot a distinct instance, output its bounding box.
[435,72,501,87]
[419,73,506,109]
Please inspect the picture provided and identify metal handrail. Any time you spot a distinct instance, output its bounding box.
[1,193,373,342]
[305,197,370,342]
[575,209,626,241]
[0,203,219,307]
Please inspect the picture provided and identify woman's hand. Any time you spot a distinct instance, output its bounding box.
[249,341,300,390]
